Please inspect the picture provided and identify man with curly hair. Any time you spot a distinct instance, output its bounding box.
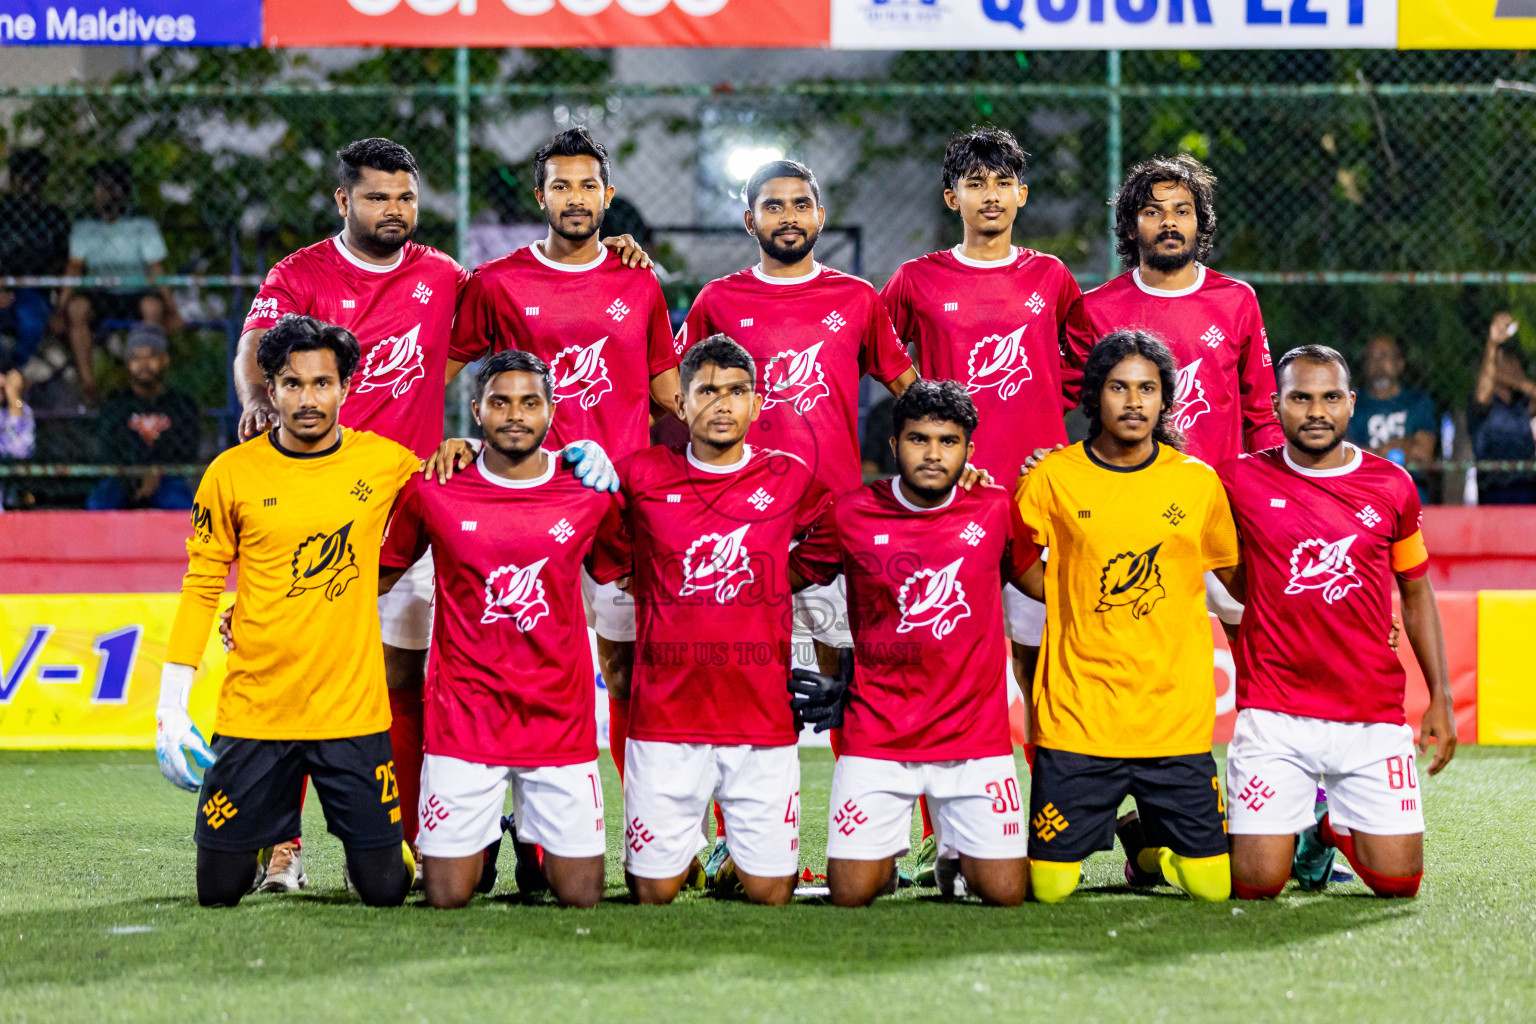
[1016,330,1242,903]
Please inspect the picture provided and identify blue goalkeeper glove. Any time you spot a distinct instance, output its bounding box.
[155,663,215,792]
[788,647,854,734]
[562,440,620,493]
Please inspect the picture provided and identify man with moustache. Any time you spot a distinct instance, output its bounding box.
[1218,345,1454,900]
[380,350,615,910]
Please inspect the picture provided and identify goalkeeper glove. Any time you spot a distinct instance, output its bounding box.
[156,663,216,792]
[563,440,620,493]
[788,647,854,734]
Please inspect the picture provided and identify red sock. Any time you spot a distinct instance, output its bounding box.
[1319,815,1422,898]
[1233,879,1285,900]
[1023,743,1037,772]
[388,686,425,845]
[919,796,934,841]
[608,696,629,781]
[714,801,727,839]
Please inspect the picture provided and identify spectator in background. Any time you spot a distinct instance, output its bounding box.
[0,365,34,460]
[54,160,182,406]
[0,149,70,373]
[85,324,198,511]
[1469,311,1536,505]
[1347,334,1437,501]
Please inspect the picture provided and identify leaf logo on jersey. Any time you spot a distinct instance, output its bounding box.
[761,342,830,415]
[354,324,424,399]
[1095,543,1166,619]
[482,557,552,630]
[1172,359,1212,433]
[550,337,614,411]
[287,521,361,601]
[1285,535,1363,604]
[678,524,755,603]
[964,325,1033,401]
[896,557,972,640]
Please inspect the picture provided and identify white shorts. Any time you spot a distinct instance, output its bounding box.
[825,754,1027,862]
[416,753,606,859]
[379,549,434,650]
[623,739,800,880]
[1003,587,1046,647]
[793,576,853,648]
[1204,569,1244,626]
[1226,708,1425,837]
[582,566,636,643]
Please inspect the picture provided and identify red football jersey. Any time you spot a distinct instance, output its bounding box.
[589,444,833,746]
[883,246,1090,484]
[791,479,1038,761]
[1218,445,1429,725]
[1068,266,1283,466]
[243,236,469,460]
[381,453,614,765]
[678,264,913,495]
[448,245,677,459]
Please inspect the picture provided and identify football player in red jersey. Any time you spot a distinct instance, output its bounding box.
[881,127,1091,885]
[590,335,833,906]
[232,138,633,892]
[790,380,1038,907]
[381,350,614,909]
[1218,345,1454,900]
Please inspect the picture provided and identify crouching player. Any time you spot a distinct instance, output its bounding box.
[155,315,421,907]
[1016,330,1240,903]
[790,380,1038,908]
[590,335,833,906]
[381,350,615,908]
[1220,345,1455,900]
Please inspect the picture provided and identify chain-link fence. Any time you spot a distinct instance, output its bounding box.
[2,46,1534,507]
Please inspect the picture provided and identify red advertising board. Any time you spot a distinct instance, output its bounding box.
[263,0,829,48]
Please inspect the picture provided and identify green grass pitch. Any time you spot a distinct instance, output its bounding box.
[1,746,1533,1024]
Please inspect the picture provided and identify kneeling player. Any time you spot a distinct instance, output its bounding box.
[381,351,614,908]
[155,315,420,907]
[1015,331,1240,903]
[590,335,833,906]
[791,381,1037,908]
[1219,345,1455,900]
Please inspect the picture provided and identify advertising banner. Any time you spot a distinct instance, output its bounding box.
[264,0,830,49]
[1399,0,1536,49]
[832,0,1396,51]
[0,1,261,45]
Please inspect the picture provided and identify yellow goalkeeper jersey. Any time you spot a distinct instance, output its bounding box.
[1016,441,1240,758]
[167,429,421,740]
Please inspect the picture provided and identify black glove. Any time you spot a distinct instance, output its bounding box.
[788,647,853,734]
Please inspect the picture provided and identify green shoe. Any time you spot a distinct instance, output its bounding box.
[704,839,747,897]
[1291,796,1336,892]
[703,837,730,883]
[914,834,939,887]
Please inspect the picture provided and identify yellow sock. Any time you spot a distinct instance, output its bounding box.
[1029,859,1081,904]
[1158,848,1231,902]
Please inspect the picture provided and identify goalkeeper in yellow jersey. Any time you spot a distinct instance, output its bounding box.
[154,314,425,906]
[1015,329,1243,903]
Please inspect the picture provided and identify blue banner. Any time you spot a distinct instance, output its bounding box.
[0,2,260,46]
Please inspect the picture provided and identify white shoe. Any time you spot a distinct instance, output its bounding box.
[256,841,307,893]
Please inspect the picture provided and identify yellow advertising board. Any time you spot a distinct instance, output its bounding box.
[0,593,227,749]
[1400,0,1536,48]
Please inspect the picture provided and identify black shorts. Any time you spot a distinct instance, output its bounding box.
[88,291,154,325]
[193,731,404,853]
[1027,747,1227,862]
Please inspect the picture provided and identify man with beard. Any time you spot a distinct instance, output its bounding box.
[446,126,679,797]
[880,127,1091,887]
[155,315,422,908]
[233,138,627,892]
[674,159,917,880]
[1218,345,1454,900]
[379,350,615,909]
[1016,331,1241,903]
[789,380,1037,908]
[588,335,833,905]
